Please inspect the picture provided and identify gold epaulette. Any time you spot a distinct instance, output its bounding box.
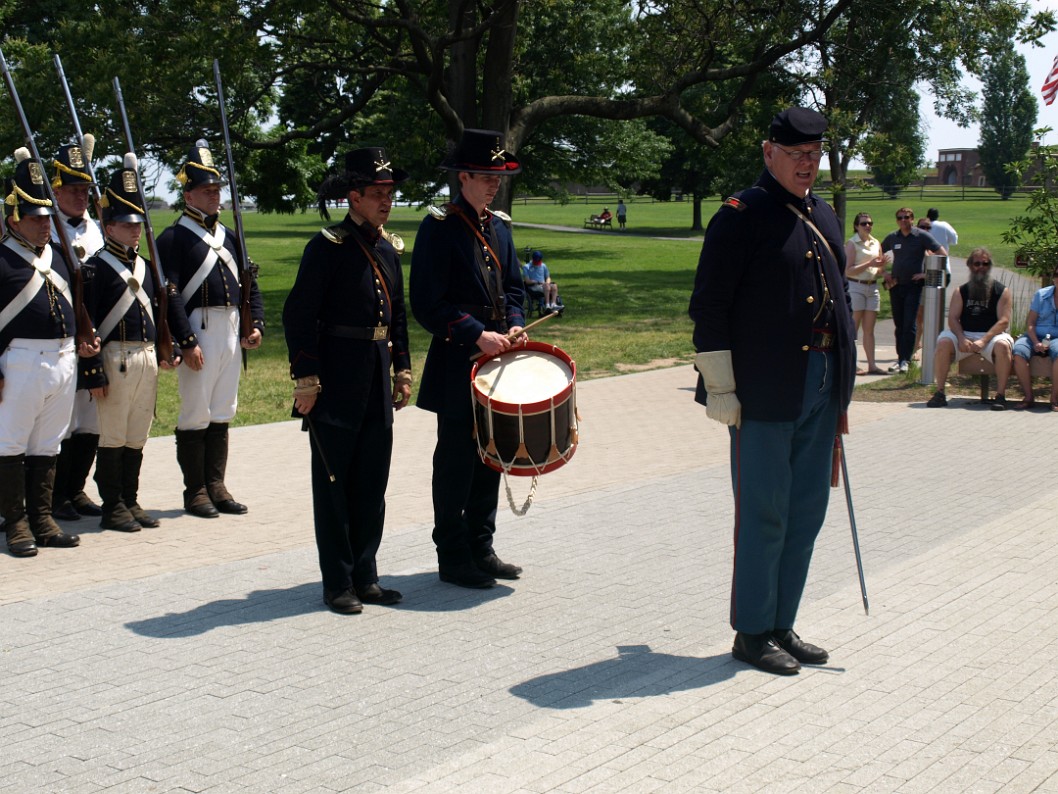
[321,224,350,244]
[427,205,449,220]
[491,209,512,223]
[381,227,405,255]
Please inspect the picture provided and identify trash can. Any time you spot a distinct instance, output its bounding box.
[919,254,948,385]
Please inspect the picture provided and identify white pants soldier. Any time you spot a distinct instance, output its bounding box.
[174,306,247,518]
[0,338,81,556]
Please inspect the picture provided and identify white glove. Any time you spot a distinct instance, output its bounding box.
[695,350,741,428]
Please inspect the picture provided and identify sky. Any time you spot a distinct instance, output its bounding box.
[918,1,1058,157]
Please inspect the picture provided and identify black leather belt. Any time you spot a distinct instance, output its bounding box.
[319,323,389,341]
[809,329,835,350]
[457,304,503,321]
[850,278,877,285]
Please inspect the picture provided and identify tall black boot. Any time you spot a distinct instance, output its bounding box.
[205,422,246,514]
[25,456,80,548]
[175,428,218,518]
[67,432,102,516]
[52,438,81,521]
[94,447,141,532]
[0,455,36,558]
[121,446,159,528]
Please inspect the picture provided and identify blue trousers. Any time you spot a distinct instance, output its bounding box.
[728,351,839,634]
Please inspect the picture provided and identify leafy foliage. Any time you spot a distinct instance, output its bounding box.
[978,46,1038,199]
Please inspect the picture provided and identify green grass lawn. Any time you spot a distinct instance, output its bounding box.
[147,190,1042,434]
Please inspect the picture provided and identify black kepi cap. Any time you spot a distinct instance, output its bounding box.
[101,155,146,224]
[769,107,828,146]
[4,148,53,221]
[317,146,408,201]
[51,143,96,188]
[176,139,224,190]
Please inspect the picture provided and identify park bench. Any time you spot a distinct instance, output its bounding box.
[583,216,612,230]
[957,353,1051,403]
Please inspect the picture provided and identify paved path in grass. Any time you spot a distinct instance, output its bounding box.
[3,359,1058,793]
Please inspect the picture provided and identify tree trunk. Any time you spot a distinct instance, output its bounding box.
[691,193,704,232]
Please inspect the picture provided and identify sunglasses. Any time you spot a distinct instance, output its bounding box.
[858,221,873,226]
[896,214,913,220]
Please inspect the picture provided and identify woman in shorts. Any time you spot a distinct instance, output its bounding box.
[844,212,886,375]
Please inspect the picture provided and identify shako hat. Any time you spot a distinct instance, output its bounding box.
[5,148,54,221]
[768,107,828,146]
[440,128,521,175]
[176,139,224,190]
[317,146,408,201]
[51,142,96,188]
[100,154,147,224]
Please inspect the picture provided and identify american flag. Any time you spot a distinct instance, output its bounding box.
[1043,54,1058,105]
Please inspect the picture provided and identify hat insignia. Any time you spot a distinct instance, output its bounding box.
[28,162,44,184]
[122,171,138,193]
[374,157,391,174]
[69,146,85,169]
[490,144,507,163]
[198,147,214,168]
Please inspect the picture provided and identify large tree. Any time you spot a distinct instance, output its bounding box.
[1,0,855,212]
[979,45,1038,199]
[793,0,1053,229]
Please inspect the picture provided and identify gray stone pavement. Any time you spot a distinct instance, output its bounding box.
[3,361,1058,793]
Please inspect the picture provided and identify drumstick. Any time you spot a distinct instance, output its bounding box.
[470,310,559,362]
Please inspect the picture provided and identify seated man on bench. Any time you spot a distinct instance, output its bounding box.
[522,250,560,313]
[1012,264,1058,410]
[926,248,1014,410]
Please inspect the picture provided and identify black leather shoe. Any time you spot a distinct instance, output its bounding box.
[186,502,220,519]
[214,499,248,515]
[324,588,363,614]
[772,629,829,665]
[102,518,142,533]
[8,541,38,558]
[732,632,800,675]
[439,562,496,589]
[356,583,403,605]
[37,531,81,549]
[474,553,522,579]
[53,501,81,521]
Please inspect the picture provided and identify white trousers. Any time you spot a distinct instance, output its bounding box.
[177,307,241,431]
[96,342,158,449]
[0,338,77,456]
[67,389,100,436]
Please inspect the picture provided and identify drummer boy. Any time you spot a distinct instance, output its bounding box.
[409,128,527,590]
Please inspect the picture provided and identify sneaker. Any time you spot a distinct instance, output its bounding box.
[991,394,1008,411]
[926,390,948,408]
[887,361,901,373]
[897,360,909,373]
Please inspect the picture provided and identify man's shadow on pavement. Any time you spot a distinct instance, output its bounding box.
[509,644,737,709]
[124,572,511,638]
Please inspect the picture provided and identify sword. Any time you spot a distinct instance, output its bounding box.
[837,435,870,615]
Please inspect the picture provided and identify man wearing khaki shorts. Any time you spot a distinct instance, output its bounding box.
[926,248,1013,410]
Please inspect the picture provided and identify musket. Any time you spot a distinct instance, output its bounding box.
[0,47,97,351]
[112,76,175,365]
[836,435,870,616]
[212,59,254,370]
[53,54,105,223]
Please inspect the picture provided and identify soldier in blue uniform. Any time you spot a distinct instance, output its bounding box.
[689,108,856,675]
[283,147,413,615]
[0,150,84,557]
[81,162,177,533]
[156,140,265,519]
[50,142,106,522]
[410,128,527,589]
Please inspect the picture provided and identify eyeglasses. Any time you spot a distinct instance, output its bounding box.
[772,144,825,162]
[969,261,992,268]
[896,214,913,220]
[858,221,873,226]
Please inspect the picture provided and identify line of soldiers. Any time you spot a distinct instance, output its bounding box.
[2,128,528,620]
[0,139,264,558]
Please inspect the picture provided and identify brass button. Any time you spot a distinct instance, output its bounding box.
[802,345,809,351]
[806,251,814,259]
[806,296,815,304]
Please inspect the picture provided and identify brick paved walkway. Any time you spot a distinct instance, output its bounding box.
[3,362,1057,792]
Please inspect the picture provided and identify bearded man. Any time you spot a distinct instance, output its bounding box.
[926,248,1013,410]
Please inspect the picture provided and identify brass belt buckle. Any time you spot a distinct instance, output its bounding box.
[372,326,388,341]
